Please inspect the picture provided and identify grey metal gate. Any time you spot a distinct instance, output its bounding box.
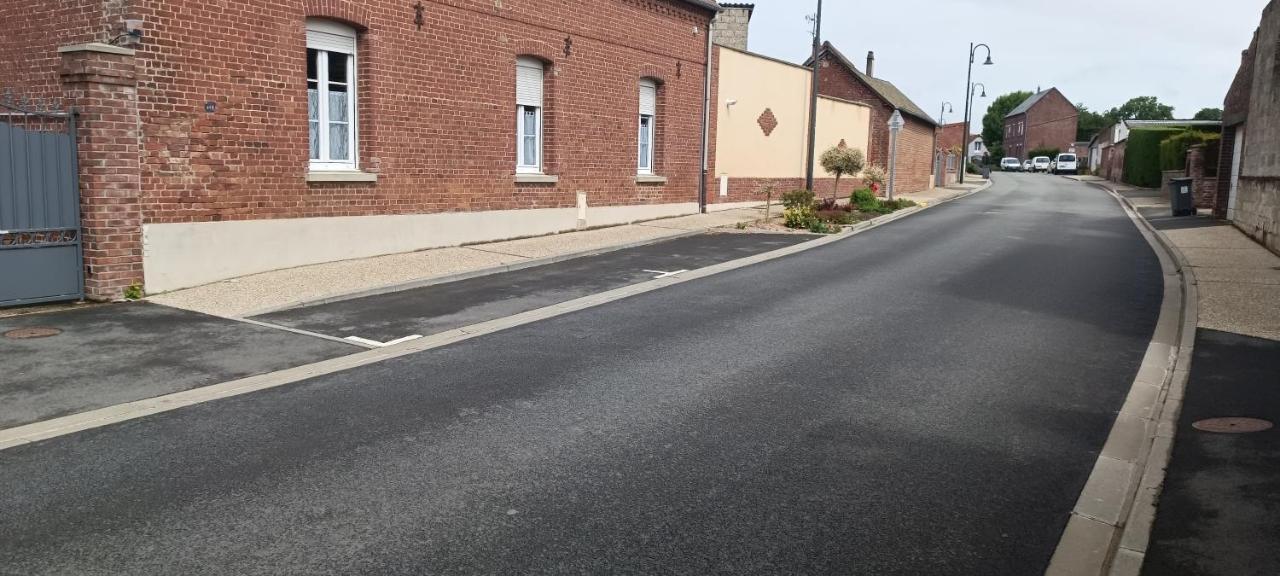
[0,93,83,306]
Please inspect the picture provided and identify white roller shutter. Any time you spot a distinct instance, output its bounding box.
[516,58,544,107]
[639,80,657,116]
[306,19,356,54]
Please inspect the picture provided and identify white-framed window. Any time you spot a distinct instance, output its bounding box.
[638,79,657,174]
[516,57,544,173]
[307,19,358,171]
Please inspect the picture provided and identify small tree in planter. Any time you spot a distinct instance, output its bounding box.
[755,180,779,223]
[819,146,866,202]
[861,165,887,197]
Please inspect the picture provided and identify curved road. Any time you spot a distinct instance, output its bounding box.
[0,174,1163,575]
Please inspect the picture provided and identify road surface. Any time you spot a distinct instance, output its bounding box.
[0,173,1164,575]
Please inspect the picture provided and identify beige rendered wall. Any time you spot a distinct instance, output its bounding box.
[715,48,811,179]
[812,96,871,179]
[714,48,870,181]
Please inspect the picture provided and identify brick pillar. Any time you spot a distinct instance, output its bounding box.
[1187,144,1218,209]
[59,43,143,300]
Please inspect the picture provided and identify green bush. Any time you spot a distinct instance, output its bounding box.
[781,188,815,210]
[1124,128,1183,188]
[851,188,876,204]
[1159,130,1220,172]
[807,219,834,234]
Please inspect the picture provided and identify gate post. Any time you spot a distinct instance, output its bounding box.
[59,43,143,301]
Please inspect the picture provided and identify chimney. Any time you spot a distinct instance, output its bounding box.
[711,4,754,51]
[866,51,875,78]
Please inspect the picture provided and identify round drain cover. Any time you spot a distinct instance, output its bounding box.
[1192,417,1273,434]
[3,326,62,339]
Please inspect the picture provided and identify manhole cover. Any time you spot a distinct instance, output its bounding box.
[1192,417,1273,434]
[2,327,62,339]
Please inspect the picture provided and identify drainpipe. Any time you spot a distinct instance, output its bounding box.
[698,20,713,214]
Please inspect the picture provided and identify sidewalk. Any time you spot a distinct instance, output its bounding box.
[151,205,775,318]
[151,181,989,319]
[1088,178,1280,575]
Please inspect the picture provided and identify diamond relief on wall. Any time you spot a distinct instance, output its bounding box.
[757,108,778,137]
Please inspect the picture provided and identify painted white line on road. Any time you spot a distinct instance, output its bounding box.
[642,269,689,279]
[0,181,991,452]
[344,334,424,348]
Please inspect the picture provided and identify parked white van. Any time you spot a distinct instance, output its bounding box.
[1053,153,1078,175]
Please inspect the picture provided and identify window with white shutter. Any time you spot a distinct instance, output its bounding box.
[516,57,544,173]
[638,79,657,174]
[306,19,358,171]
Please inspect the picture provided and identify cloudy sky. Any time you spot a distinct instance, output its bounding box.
[740,0,1268,132]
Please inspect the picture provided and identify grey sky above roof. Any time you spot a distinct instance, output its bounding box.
[737,0,1268,131]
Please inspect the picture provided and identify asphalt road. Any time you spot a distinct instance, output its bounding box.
[252,232,815,343]
[0,173,1164,575]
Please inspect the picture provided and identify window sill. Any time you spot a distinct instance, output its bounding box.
[306,170,378,183]
[635,175,668,185]
[514,173,559,184]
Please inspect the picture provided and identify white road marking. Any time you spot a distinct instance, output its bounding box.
[344,334,424,347]
[642,269,689,279]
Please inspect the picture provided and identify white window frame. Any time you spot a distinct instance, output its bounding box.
[638,79,657,175]
[516,57,544,174]
[307,19,358,172]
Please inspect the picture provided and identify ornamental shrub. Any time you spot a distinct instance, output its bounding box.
[820,146,866,200]
[781,188,815,210]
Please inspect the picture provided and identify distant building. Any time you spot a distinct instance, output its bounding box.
[968,135,989,163]
[1002,88,1079,160]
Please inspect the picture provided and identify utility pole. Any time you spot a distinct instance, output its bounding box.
[804,0,822,191]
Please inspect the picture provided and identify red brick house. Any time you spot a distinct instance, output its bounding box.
[809,43,939,194]
[0,0,721,296]
[1002,88,1078,160]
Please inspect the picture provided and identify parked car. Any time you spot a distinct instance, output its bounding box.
[1032,156,1052,172]
[1023,160,1033,172]
[1000,157,1022,172]
[1053,153,1078,175]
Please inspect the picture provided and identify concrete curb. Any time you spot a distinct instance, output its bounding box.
[1044,181,1197,576]
[0,181,990,452]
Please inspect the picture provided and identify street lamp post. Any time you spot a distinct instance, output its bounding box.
[960,42,992,184]
[966,83,986,165]
[939,102,952,125]
[887,109,904,202]
[804,0,823,192]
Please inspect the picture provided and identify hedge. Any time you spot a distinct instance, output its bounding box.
[1159,130,1221,172]
[1123,128,1182,188]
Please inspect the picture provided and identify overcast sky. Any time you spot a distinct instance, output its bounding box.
[740,0,1268,134]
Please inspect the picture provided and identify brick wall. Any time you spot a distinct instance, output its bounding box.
[60,46,146,299]
[114,0,714,227]
[1024,91,1079,156]
[937,122,967,156]
[1187,144,1219,209]
[1003,114,1027,160]
[0,0,105,98]
[815,53,934,193]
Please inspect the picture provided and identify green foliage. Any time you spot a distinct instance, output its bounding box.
[1193,107,1223,121]
[1028,147,1060,160]
[783,205,815,229]
[820,146,866,179]
[780,188,815,210]
[123,284,144,300]
[981,90,1034,151]
[1159,131,1221,171]
[807,219,834,234]
[1077,104,1109,141]
[1106,96,1175,122]
[1123,128,1183,187]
